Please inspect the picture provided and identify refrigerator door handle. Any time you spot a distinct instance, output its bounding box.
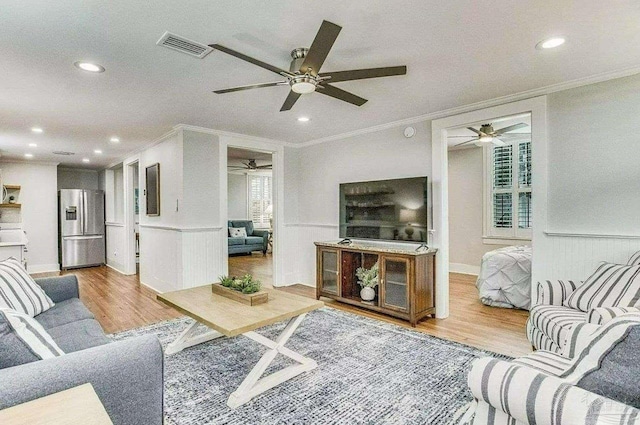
[63,235,103,241]
[82,190,87,235]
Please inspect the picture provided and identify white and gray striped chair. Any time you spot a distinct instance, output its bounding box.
[526,251,640,353]
[461,313,640,424]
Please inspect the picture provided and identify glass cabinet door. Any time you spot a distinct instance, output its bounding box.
[320,249,339,295]
[382,257,409,311]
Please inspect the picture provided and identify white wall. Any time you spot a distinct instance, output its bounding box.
[228,173,248,220]
[57,168,99,190]
[448,147,508,274]
[535,73,640,281]
[288,121,432,286]
[0,162,59,272]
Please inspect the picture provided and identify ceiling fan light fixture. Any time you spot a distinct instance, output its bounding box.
[291,81,316,94]
[479,135,493,143]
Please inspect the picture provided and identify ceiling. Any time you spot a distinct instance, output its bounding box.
[1,1,639,168]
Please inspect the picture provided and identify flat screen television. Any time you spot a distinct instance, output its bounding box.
[339,177,428,243]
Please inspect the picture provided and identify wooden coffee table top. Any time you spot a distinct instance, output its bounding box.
[158,285,324,337]
[0,383,113,425]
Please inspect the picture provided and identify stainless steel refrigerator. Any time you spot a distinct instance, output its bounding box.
[59,189,105,269]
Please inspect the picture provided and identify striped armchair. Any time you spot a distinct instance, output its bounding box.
[461,314,640,424]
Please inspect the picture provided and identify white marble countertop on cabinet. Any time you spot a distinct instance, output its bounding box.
[315,240,437,256]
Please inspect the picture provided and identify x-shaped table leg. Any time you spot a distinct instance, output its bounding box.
[227,313,317,408]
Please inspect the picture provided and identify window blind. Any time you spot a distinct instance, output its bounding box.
[249,175,272,229]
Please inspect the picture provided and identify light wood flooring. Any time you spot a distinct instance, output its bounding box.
[33,253,531,357]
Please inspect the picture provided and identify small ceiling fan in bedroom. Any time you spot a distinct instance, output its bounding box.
[228,159,272,171]
[209,20,407,111]
[450,123,530,147]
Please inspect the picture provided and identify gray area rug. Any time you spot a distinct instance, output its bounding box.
[112,308,509,425]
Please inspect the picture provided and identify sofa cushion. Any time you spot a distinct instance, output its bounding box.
[230,220,254,236]
[244,236,264,246]
[0,308,64,369]
[0,258,54,316]
[529,304,586,349]
[34,298,94,330]
[228,237,245,246]
[46,319,110,353]
[565,263,640,312]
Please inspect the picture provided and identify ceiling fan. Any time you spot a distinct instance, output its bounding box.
[210,20,407,111]
[228,159,272,171]
[451,123,530,147]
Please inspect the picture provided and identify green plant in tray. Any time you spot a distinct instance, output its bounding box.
[218,274,262,294]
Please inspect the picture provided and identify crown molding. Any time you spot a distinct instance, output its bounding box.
[106,128,179,169]
[0,160,60,166]
[174,124,294,147]
[294,65,640,148]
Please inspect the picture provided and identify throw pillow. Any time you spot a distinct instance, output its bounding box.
[0,308,64,368]
[573,321,640,408]
[628,250,640,266]
[229,227,247,238]
[564,262,640,312]
[0,257,54,316]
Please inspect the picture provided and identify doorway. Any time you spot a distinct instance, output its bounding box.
[226,147,274,285]
[125,160,140,276]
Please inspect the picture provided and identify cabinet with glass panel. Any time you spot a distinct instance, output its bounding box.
[315,242,437,326]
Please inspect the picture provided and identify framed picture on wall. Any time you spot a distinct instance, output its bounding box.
[145,163,160,216]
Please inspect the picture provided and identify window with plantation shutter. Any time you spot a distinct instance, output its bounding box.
[484,138,532,241]
[248,174,272,229]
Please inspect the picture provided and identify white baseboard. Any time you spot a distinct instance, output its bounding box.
[28,263,60,273]
[106,262,126,275]
[449,263,480,276]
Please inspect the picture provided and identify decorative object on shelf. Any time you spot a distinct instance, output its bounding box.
[145,163,160,216]
[399,209,418,240]
[356,262,379,301]
[134,188,139,214]
[213,274,267,306]
[7,195,15,204]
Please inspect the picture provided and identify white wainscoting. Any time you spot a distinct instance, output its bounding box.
[181,228,225,288]
[105,223,126,273]
[139,225,224,293]
[535,232,640,281]
[282,224,340,287]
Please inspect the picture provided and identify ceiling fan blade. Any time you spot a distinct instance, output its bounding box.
[210,44,292,76]
[227,166,247,169]
[492,139,507,146]
[213,81,288,94]
[316,84,367,106]
[454,138,479,147]
[299,20,342,76]
[256,164,273,169]
[467,127,482,135]
[319,66,407,83]
[280,91,302,111]
[448,135,478,138]
[494,123,528,135]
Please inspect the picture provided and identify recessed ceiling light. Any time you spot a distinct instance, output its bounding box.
[74,61,105,73]
[82,158,90,163]
[31,127,43,133]
[28,143,37,148]
[94,149,103,154]
[536,37,566,50]
[297,117,310,122]
[110,137,120,143]
[24,153,33,158]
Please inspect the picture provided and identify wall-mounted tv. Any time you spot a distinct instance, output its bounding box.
[339,177,428,243]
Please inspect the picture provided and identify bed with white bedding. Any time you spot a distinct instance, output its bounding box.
[476,245,532,310]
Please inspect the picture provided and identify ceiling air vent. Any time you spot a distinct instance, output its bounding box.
[156,31,213,59]
[53,151,75,156]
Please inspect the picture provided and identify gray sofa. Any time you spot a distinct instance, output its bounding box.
[228,220,269,255]
[0,275,163,425]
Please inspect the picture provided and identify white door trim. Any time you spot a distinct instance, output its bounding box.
[219,136,286,286]
[431,96,548,318]
[123,157,140,275]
